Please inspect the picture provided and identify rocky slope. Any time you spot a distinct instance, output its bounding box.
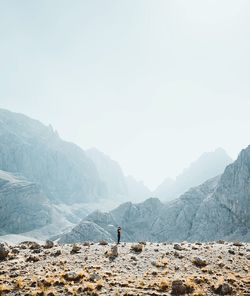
[0,108,107,204]
[0,241,250,295]
[0,170,51,234]
[154,148,232,201]
[59,145,250,243]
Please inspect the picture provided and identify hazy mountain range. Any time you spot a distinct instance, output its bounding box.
[153,148,232,201]
[1,108,248,243]
[59,144,250,243]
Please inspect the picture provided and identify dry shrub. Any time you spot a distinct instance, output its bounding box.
[159,279,170,291]
[131,244,143,253]
[0,284,12,293]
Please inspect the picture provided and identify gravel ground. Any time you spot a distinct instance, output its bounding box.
[0,241,250,295]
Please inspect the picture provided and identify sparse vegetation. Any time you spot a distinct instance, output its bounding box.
[0,242,249,295]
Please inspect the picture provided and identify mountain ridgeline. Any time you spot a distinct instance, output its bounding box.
[154,148,232,201]
[1,108,249,243]
[0,109,150,235]
[59,145,250,243]
[0,109,107,204]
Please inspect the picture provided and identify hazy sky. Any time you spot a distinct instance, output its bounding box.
[1,0,250,189]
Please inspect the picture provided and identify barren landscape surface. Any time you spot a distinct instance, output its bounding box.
[0,241,250,295]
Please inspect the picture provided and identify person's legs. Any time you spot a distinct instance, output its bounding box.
[117,234,120,244]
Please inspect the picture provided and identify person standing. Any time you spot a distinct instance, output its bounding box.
[117,226,121,244]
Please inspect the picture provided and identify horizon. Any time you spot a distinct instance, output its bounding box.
[1,0,250,189]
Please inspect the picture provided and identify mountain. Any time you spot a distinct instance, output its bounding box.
[86,148,151,202]
[86,148,128,200]
[125,175,152,202]
[0,109,107,204]
[0,170,51,234]
[154,148,232,201]
[59,145,250,242]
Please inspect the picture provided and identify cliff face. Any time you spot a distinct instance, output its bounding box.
[59,146,250,243]
[0,170,51,234]
[0,109,107,204]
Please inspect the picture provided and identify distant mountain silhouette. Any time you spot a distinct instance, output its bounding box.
[154,148,232,201]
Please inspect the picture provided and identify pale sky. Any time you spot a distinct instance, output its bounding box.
[1,0,250,189]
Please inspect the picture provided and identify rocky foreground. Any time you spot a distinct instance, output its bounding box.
[0,241,250,296]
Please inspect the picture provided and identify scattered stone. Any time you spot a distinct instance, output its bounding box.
[44,240,54,249]
[29,242,41,250]
[63,271,82,282]
[83,242,90,247]
[26,255,40,262]
[214,283,233,295]
[89,272,101,282]
[99,240,108,246]
[51,250,61,257]
[138,241,146,245]
[11,248,19,254]
[217,240,225,244]
[0,243,9,260]
[174,244,184,251]
[130,256,137,261]
[70,244,81,254]
[171,280,187,295]
[193,257,207,267]
[111,245,118,257]
[233,241,244,247]
[228,249,235,255]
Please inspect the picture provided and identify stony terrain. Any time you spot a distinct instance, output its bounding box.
[0,241,250,295]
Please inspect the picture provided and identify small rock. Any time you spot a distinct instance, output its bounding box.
[131,256,137,261]
[233,241,244,247]
[44,240,54,249]
[51,250,61,257]
[63,272,82,282]
[29,242,41,250]
[83,242,90,247]
[70,244,81,254]
[228,249,235,255]
[26,255,40,262]
[218,261,225,268]
[246,254,250,260]
[12,248,19,255]
[32,249,41,254]
[174,244,184,251]
[217,240,225,244]
[193,257,207,267]
[99,240,108,246]
[89,272,101,282]
[214,283,233,295]
[171,280,187,295]
[111,245,118,257]
[0,243,9,260]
